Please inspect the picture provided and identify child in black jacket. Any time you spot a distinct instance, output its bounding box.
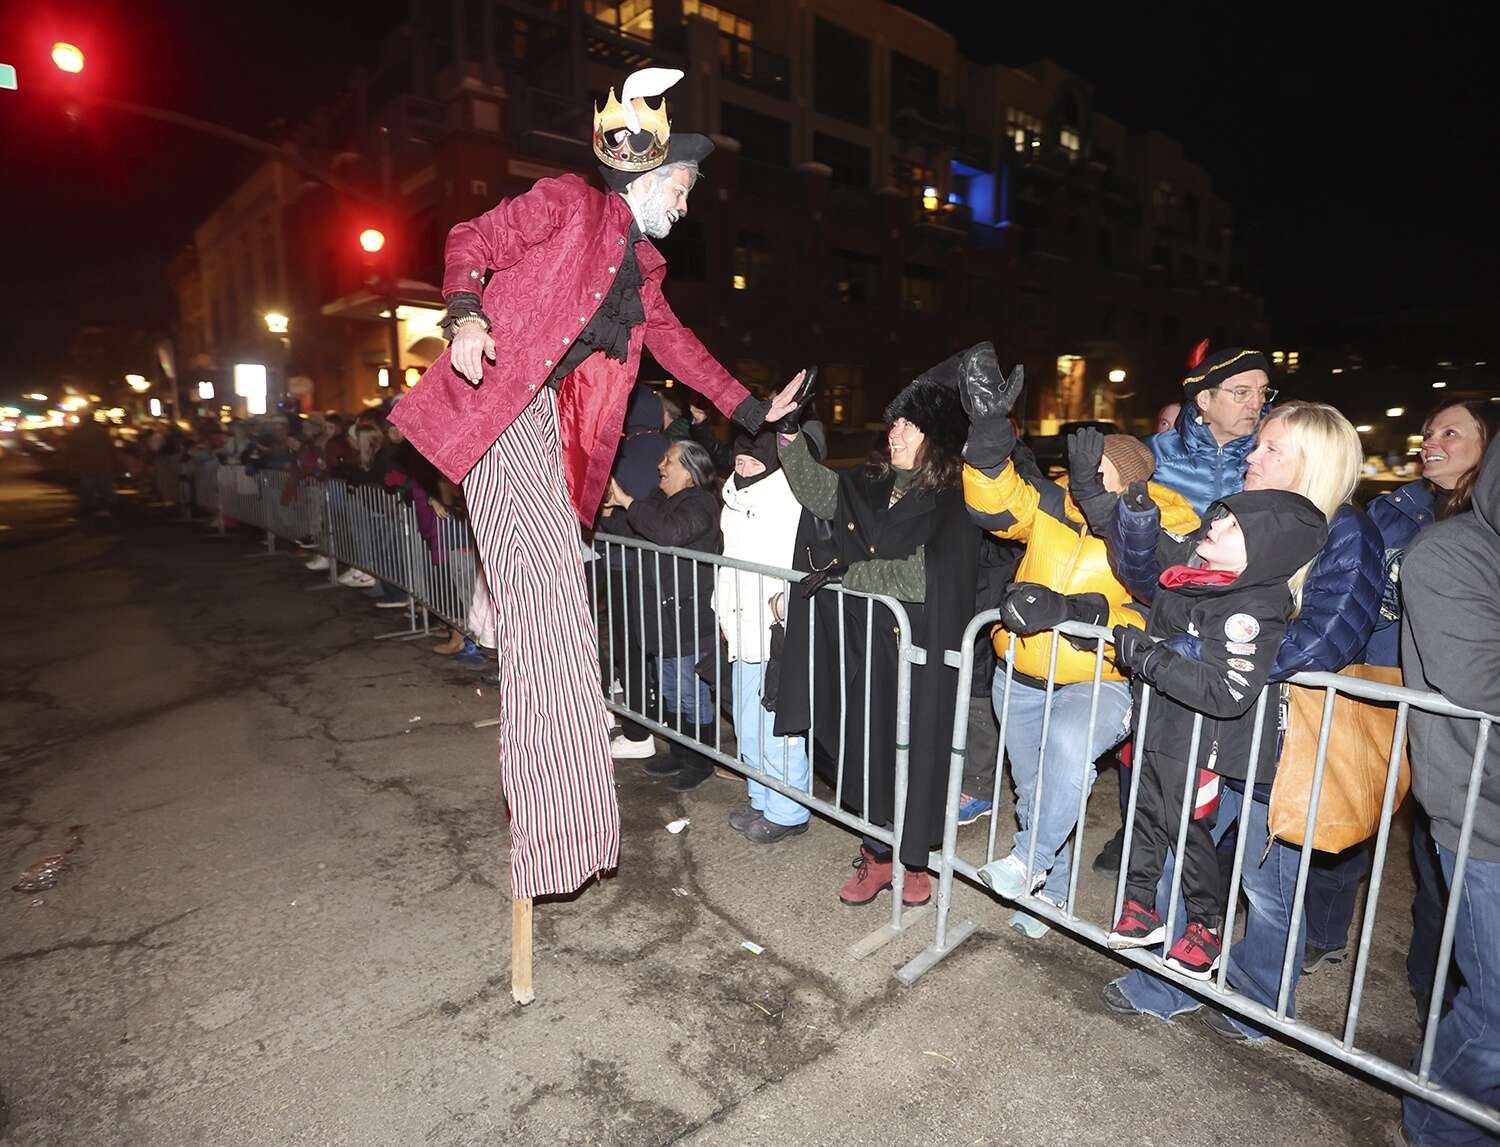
[1101,488,1328,978]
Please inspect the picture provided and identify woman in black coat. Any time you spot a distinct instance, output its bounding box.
[598,439,724,790]
[774,346,987,907]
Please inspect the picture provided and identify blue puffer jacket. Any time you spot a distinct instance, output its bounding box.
[1108,499,1384,680]
[1363,480,1436,667]
[1145,410,1256,516]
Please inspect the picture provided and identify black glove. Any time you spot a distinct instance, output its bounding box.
[960,364,1024,470]
[775,366,817,435]
[1122,480,1153,514]
[1066,427,1117,536]
[798,564,843,599]
[1111,624,1161,678]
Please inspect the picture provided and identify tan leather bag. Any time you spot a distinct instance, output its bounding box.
[1268,664,1411,853]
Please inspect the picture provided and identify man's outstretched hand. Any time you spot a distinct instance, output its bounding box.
[767,369,811,425]
[451,324,497,386]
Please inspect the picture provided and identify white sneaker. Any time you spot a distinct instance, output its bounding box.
[610,733,656,759]
[338,569,375,588]
[305,555,330,571]
[976,853,1048,900]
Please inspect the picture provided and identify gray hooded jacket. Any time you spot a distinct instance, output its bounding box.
[1401,438,1500,861]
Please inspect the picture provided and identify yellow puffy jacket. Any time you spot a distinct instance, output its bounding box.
[963,460,1199,684]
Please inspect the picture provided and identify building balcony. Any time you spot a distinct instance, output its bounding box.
[508,85,589,147]
[912,197,972,235]
[719,34,790,99]
[891,106,960,149]
[584,25,682,72]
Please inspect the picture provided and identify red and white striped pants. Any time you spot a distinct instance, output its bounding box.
[463,389,620,898]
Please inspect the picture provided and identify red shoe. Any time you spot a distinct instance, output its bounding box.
[839,851,893,905]
[1165,921,1222,980]
[901,870,931,906]
[1106,899,1166,950]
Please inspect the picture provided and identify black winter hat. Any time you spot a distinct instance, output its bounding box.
[883,342,990,465]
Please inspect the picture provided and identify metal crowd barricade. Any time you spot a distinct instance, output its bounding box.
[258,470,320,553]
[909,611,1500,1137]
[192,457,223,532]
[215,463,267,536]
[590,533,931,958]
[417,509,481,637]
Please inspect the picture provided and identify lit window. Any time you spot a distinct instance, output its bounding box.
[683,0,752,40]
[1059,127,1080,159]
[587,0,656,38]
[1271,350,1285,364]
[1005,108,1042,154]
[732,274,747,290]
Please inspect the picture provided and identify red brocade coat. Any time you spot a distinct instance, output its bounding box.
[390,174,751,524]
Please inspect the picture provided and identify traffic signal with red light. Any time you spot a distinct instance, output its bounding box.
[51,42,85,73]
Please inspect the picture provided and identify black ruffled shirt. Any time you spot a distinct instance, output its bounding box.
[543,222,646,389]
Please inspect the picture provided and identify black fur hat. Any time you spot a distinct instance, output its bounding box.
[884,342,992,464]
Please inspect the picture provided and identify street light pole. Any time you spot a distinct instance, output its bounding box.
[379,127,402,393]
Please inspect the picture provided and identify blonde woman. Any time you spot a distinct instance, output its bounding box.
[1101,401,1385,1041]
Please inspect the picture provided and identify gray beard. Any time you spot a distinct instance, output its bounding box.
[636,193,674,239]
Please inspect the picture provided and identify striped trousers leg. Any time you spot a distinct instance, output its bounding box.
[463,389,620,898]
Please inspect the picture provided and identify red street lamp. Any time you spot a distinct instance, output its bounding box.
[51,42,85,74]
[359,228,386,254]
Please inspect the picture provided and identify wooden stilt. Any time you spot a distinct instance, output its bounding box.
[511,897,535,1005]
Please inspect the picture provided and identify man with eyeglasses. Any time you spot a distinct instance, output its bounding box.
[1145,346,1275,515]
[1090,345,1274,877]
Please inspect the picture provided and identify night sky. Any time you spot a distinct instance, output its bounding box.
[2,1,1495,390]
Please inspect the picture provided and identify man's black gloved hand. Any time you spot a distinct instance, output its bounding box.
[1121,480,1153,514]
[1112,624,1161,678]
[960,363,1024,470]
[798,564,843,599]
[1066,427,1117,536]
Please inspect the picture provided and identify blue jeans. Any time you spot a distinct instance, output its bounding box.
[1408,810,1461,1017]
[996,675,1133,904]
[1116,785,1308,1040]
[732,661,810,827]
[660,653,713,726]
[1402,845,1500,1146]
[1303,841,1372,951]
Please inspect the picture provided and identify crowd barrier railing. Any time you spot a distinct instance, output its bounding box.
[909,612,1499,1137]
[590,532,932,958]
[172,466,1497,1134]
[191,461,471,641]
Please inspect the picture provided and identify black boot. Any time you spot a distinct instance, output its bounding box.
[668,723,715,791]
[641,736,680,775]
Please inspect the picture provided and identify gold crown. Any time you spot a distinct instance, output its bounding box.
[592,88,671,172]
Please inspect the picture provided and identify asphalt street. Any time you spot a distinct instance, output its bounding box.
[0,455,1421,1145]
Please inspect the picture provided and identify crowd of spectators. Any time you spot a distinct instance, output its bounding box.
[64,350,1500,1142]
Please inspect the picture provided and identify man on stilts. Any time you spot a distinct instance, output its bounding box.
[391,69,804,987]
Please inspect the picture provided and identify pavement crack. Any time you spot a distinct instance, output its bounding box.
[0,906,200,964]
